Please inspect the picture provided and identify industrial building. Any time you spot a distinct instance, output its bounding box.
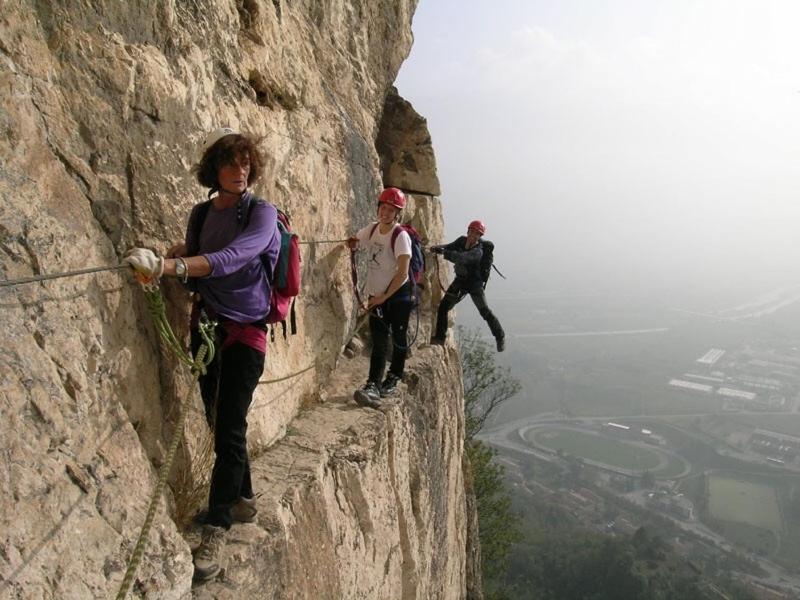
[696,348,726,366]
[750,429,800,461]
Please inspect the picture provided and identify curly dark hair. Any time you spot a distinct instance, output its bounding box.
[193,133,266,190]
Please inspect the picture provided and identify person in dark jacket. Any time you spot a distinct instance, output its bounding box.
[430,220,505,352]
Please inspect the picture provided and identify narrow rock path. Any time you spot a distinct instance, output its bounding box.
[188,341,464,599]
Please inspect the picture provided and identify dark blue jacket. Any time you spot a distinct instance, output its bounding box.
[439,236,487,290]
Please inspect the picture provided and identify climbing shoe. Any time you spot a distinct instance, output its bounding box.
[380,373,401,398]
[231,496,258,523]
[354,381,381,408]
[430,335,445,346]
[496,337,505,353]
[193,524,226,582]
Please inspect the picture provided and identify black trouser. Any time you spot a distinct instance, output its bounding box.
[192,327,265,529]
[434,279,505,341]
[368,294,414,384]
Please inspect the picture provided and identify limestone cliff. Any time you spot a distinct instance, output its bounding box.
[0,1,476,598]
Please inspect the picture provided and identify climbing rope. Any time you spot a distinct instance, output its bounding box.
[433,253,448,293]
[491,263,508,280]
[143,284,216,369]
[298,238,348,245]
[0,264,128,288]
[258,361,317,385]
[115,277,216,600]
[349,248,365,308]
[0,238,349,291]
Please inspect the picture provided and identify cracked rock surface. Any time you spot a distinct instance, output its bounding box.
[191,347,467,599]
[0,1,475,598]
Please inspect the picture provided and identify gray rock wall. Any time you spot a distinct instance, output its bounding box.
[1,1,474,598]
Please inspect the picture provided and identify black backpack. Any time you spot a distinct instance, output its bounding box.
[478,240,507,288]
[479,240,495,287]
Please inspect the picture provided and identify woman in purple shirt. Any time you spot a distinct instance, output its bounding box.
[124,128,280,582]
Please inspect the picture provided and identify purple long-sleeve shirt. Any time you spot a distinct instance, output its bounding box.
[185,194,280,323]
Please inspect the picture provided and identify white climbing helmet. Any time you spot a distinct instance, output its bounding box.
[202,127,238,152]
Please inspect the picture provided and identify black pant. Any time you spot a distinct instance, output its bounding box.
[368,297,414,383]
[434,279,505,341]
[192,327,265,529]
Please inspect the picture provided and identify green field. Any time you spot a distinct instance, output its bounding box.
[715,521,777,556]
[708,475,782,532]
[657,453,690,478]
[529,428,664,472]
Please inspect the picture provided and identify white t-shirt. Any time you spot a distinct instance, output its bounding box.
[355,223,412,296]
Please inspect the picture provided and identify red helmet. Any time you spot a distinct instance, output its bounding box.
[378,187,406,210]
[468,220,486,235]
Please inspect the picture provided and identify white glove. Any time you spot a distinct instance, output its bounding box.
[123,248,164,278]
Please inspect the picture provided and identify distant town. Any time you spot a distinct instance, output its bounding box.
[668,345,800,466]
[482,339,800,599]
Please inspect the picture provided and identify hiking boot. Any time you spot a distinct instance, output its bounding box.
[193,524,226,582]
[353,381,381,408]
[380,373,401,398]
[496,337,505,352]
[231,496,257,523]
[430,335,445,346]
[192,496,258,525]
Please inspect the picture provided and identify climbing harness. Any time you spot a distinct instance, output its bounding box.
[367,302,420,352]
[115,275,216,600]
[349,246,422,352]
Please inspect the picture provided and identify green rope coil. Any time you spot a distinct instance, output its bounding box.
[115,285,215,599]
[142,288,216,373]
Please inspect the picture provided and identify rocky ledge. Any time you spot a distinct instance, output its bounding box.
[189,345,469,599]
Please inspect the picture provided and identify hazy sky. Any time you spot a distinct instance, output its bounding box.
[396,1,800,300]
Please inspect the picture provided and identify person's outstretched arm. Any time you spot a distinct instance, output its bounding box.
[443,244,482,267]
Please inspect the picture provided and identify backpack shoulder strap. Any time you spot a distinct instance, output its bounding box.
[190,200,213,255]
[243,195,268,227]
[242,195,277,282]
[389,224,403,254]
[275,207,290,229]
[369,223,405,255]
[195,200,213,229]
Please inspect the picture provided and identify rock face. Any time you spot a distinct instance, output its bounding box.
[0,1,475,598]
[377,86,441,197]
[193,348,467,600]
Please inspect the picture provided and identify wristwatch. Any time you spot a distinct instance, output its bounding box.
[175,257,188,283]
